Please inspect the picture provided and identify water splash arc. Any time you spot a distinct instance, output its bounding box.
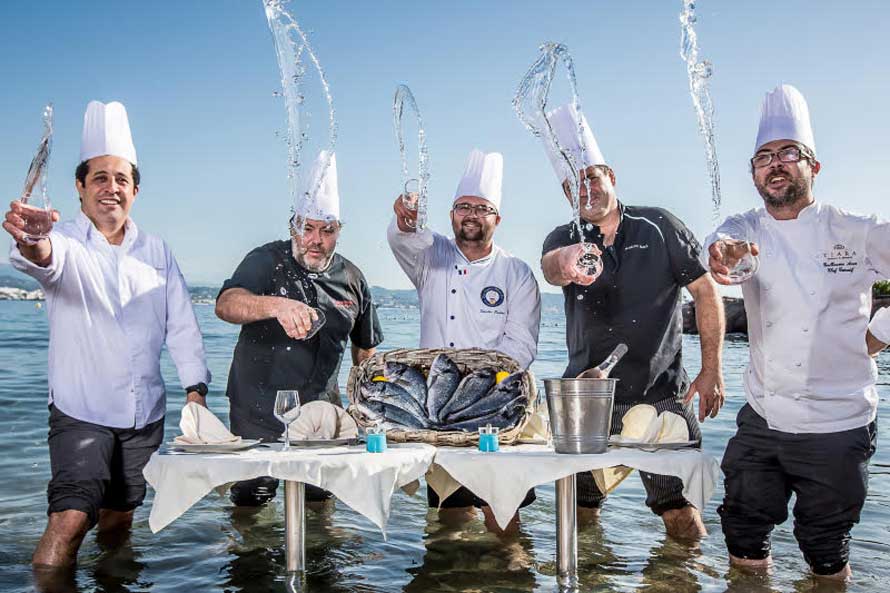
[21,103,54,208]
[263,0,337,234]
[679,0,721,217]
[513,42,591,246]
[393,84,431,231]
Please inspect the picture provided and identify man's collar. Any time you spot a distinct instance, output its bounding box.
[76,211,137,248]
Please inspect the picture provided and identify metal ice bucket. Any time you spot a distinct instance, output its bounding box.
[544,378,617,454]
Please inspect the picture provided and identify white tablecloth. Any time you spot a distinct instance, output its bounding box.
[143,443,437,533]
[431,444,720,530]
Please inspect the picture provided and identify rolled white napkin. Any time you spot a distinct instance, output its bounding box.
[286,400,359,441]
[175,402,241,445]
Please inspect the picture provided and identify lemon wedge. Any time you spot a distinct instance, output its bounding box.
[495,371,510,384]
[371,376,387,382]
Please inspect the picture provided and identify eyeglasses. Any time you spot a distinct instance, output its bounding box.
[453,203,498,217]
[750,146,813,169]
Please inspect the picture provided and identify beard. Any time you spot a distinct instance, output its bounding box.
[754,172,810,208]
[455,220,488,243]
[292,238,334,272]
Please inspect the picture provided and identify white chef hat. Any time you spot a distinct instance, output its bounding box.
[298,150,340,222]
[80,101,138,165]
[453,148,503,211]
[754,84,816,155]
[545,103,606,182]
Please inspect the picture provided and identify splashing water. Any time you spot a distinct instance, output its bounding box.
[262,0,337,236]
[679,0,721,217]
[393,84,431,231]
[19,103,54,243]
[514,42,601,276]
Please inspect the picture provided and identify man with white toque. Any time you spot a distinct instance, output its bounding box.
[2,101,210,570]
[706,84,884,580]
[539,104,725,540]
[388,148,541,529]
[217,151,382,509]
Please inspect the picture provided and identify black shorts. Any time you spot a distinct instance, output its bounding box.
[718,404,877,576]
[47,404,164,527]
[426,485,536,510]
[576,396,702,515]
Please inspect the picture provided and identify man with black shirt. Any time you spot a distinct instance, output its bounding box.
[216,151,382,508]
[539,104,725,539]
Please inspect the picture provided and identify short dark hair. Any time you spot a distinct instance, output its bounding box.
[75,160,140,188]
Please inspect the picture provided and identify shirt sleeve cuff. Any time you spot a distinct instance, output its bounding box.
[869,307,890,344]
[8,234,62,284]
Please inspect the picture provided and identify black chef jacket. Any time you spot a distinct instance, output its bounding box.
[542,202,707,405]
[219,240,383,438]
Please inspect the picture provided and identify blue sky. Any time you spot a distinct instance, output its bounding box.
[2,1,888,291]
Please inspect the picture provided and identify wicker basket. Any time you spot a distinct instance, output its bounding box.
[347,348,537,446]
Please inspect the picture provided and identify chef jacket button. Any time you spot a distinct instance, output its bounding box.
[763,284,771,291]
[795,362,802,367]
[450,315,455,320]
[794,394,801,400]
[449,342,454,347]
[451,289,456,294]
[454,265,458,270]
[766,321,773,327]
[802,327,809,333]
[809,290,816,296]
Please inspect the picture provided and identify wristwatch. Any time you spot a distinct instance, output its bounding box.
[185,382,208,397]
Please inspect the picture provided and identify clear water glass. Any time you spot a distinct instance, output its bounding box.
[575,242,603,282]
[725,240,759,284]
[274,390,301,451]
[300,308,326,340]
[19,202,53,245]
[401,178,419,229]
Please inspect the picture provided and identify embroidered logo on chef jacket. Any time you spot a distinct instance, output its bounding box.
[819,243,859,274]
[481,286,505,307]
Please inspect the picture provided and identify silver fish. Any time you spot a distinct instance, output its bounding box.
[360,381,429,426]
[438,368,496,422]
[446,372,524,423]
[426,354,461,423]
[440,399,526,432]
[359,397,429,429]
[384,361,428,410]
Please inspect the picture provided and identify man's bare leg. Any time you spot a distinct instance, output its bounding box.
[661,506,707,540]
[436,506,477,527]
[814,563,852,582]
[32,510,92,568]
[97,509,133,533]
[729,553,772,570]
[480,505,519,536]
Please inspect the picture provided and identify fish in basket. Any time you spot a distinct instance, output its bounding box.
[347,348,537,446]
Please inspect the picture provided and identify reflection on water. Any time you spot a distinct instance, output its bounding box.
[0,302,888,592]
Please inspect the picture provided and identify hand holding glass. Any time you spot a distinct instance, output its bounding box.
[721,239,759,284]
[302,308,326,340]
[400,178,419,229]
[575,242,603,282]
[274,390,301,451]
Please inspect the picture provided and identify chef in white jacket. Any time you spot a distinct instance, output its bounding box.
[388,148,541,368]
[387,148,541,529]
[706,84,887,581]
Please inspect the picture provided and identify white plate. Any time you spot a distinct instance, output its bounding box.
[608,436,699,451]
[166,439,261,453]
[276,437,361,448]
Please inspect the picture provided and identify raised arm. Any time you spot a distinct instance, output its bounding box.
[216,287,317,340]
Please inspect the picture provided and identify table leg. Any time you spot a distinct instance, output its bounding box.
[555,474,578,590]
[284,480,306,573]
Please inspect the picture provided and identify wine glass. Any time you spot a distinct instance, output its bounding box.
[274,390,302,451]
[723,239,760,284]
[400,178,420,229]
[575,242,603,282]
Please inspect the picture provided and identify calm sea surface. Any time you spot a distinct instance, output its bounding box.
[0,301,887,592]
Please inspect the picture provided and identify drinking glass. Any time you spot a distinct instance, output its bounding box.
[274,390,302,451]
[400,178,420,229]
[575,242,603,282]
[723,239,759,284]
[300,308,326,340]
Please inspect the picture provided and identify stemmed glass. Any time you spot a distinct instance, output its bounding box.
[575,242,603,282]
[400,178,419,229]
[723,239,760,284]
[274,390,302,451]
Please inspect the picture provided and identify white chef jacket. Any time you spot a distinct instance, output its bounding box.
[9,212,210,429]
[387,218,541,368]
[705,201,890,433]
